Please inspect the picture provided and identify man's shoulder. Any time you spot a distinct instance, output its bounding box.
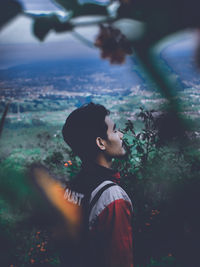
[89,180,132,216]
[89,180,133,229]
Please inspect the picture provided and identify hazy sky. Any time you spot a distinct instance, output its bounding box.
[0,0,197,69]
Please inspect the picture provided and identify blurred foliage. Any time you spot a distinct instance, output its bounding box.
[44,151,64,166]
[33,15,73,41]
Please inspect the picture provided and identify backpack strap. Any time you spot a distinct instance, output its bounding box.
[89,182,117,215]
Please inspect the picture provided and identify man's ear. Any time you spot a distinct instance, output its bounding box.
[96,137,106,151]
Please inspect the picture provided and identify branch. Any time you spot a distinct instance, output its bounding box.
[71,31,94,48]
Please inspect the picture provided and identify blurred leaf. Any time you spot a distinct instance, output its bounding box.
[0,0,22,29]
[54,20,74,33]
[33,15,56,41]
[53,0,79,13]
[53,0,107,17]
[33,15,73,41]
[77,3,108,16]
[119,0,200,42]
[95,24,132,64]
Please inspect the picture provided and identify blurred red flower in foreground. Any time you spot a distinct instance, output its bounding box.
[30,259,35,264]
[95,24,132,64]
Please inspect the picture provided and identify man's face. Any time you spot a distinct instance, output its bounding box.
[103,116,126,158]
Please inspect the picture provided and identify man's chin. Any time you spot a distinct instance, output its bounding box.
[116,149,127,159]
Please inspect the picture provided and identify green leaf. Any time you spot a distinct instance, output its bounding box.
[136,145,144,154]
[0,0,22,29]
[33,15,73,41]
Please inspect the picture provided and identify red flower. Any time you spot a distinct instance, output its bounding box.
[30,259,35,264]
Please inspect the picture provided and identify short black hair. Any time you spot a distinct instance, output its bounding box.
[62,102,110,161]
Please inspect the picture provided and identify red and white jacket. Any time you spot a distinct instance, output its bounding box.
[64,163,134,267]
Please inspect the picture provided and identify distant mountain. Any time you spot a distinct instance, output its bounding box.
[0,57,148,96]
[1,48,200,100]
[0,57,137,80]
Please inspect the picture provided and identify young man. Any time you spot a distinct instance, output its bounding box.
[62,102,134,267]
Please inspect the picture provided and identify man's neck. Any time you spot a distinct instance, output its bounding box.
[95,154,112,169]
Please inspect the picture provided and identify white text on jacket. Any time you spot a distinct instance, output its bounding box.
[64,188,84,206]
